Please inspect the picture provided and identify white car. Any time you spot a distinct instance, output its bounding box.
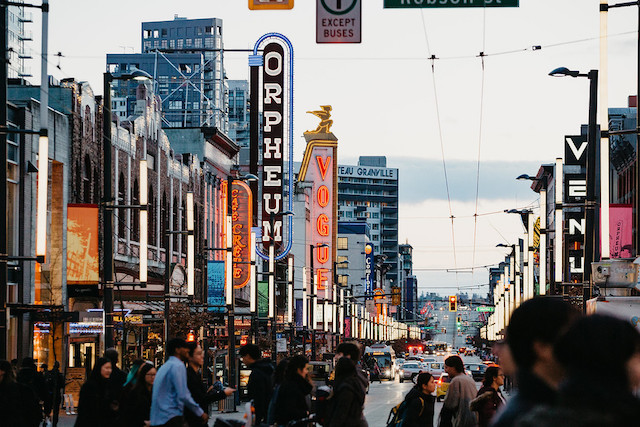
[399,362,423,383]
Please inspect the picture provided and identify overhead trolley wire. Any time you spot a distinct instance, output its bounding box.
[419,10,460,291]
[471,6,488,285]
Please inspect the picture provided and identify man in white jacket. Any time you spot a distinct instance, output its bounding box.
[442,355,477,427]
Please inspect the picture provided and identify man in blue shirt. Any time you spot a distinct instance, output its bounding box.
[151,338,208,427]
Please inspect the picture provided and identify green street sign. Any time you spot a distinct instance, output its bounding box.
[384,0,518,8]
[477,306,495,312]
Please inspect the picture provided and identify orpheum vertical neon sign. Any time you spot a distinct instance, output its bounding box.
[251,33,295,261]
[262,42,285,252]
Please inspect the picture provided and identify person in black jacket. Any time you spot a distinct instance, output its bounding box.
[16,356,46,419]
[274,355,313,426]
[519,315,640,427]
[120,362,156,427]
[75,357,119,427]
[492,298,579,427]
[471,366,505,427]
[104,348,127,392]
[185,342,235,426]
[403,372,435,427]
[0,359,42,427]
[327,357,368,427]
[240,344,274,425]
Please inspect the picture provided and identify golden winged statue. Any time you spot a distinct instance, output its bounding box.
[305,105,333,134]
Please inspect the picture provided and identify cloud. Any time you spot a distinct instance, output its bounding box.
[341,156,545,202]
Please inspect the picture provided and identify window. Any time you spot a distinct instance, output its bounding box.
[337,237,348,250]
[177,39,183,49]
[161,28,167,37]
[337,256,348,268]
[153,30,159,38]
[169,39,175,49]
[161,40,167,49]
[168,101,183,110]
[338,275,349,286]
[372,223,379,230]
[194,38,202,48]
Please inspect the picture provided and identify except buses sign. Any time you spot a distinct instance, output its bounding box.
[384,0,518,7]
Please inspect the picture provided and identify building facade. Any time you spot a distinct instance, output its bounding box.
[338,156,399,288]
[7,1,32,79]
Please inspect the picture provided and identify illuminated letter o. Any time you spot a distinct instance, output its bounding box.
[264,51,282,76]
[317,185,330,207]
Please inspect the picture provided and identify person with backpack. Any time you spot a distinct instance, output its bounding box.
[403,372,436,427]
[326,357,368,427]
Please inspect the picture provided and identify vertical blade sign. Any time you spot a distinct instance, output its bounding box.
[262,42,285,252]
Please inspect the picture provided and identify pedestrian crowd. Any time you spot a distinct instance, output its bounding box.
[2,300,640,427]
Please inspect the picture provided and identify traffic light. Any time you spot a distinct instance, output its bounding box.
[449,295,457,311]
[456,316,462,330]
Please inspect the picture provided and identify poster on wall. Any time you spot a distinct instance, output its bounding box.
[608,204,633,259]
[207,261,225,313]
[67,204,99,297]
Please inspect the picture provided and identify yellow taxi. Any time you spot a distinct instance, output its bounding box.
[436,373,450,401]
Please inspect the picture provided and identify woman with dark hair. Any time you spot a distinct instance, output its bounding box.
[267,358,289,425]
[184,341,234,427]
[120,362,156,427]
[520,314,640,426]
[470,366,505,427]
[75,357,119,427]
[402,372,436,427]
[274,355,313,426]
[0,359,42,426]
[326,357,368,427]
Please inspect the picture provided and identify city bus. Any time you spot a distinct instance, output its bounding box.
[364,344,396,380]
[426,341,448,356]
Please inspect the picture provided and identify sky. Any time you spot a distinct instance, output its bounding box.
[26,0,639,295]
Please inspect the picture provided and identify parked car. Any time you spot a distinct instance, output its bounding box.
[436,373,450,401]
[399,362,423,383]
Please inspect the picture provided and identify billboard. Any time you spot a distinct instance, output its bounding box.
[364,243,373,295]
[223,180,253,288]
[258,281,269,318]
[207,261,225,313]
[67,205,99,286]
[261,42,286,253]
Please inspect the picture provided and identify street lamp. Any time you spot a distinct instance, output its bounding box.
[517,173,549,296]
[549,67,599,308]
[268,209,294,360]
[103,67,152,349]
